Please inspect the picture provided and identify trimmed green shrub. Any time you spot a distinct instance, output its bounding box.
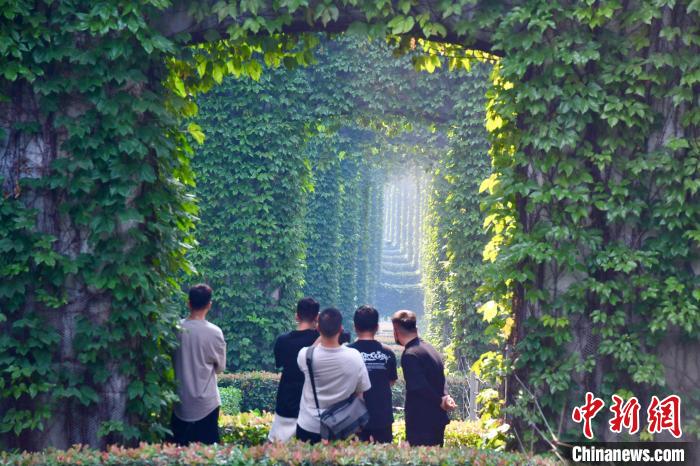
[392,420,481,448]
[0,442,555,465]
[219,387,242,416]
[218,372,280,413]
[216,410,495,449]
[218,371,476,420]
[220,412,273,446]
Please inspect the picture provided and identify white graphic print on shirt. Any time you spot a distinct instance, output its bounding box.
[360,350,390,370]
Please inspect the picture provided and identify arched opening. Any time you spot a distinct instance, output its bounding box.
[189,36,493,374]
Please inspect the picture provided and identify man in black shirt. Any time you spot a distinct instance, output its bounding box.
[391,310,456,446]
[268,297,320,442]
[348,305,398,443]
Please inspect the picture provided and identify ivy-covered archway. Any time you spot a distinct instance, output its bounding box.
[189,36,489,371]
[1,0,698,452]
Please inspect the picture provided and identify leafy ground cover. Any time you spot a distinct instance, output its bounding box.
[0,442,555,466]
[218,411,505,449]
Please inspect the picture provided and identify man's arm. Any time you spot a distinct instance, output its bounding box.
[296,346,307,373]
[388,351,398,387]
[402,353,443,407]
[213,331,226,374]
[355,354,371,395]
[439,360,457,411]
[273,336,282,368]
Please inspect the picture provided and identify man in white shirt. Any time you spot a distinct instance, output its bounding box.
[171,284,226,445]
[296,307,371,443]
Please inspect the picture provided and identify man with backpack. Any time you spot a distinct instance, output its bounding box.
[296,308,371,444]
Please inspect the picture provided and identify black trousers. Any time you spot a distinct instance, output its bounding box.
[296,424,322,444]
[358,425,393,444]
[171,406,220,446]
[407,423,446,447]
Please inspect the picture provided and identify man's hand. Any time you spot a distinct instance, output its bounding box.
[441,395,457,412]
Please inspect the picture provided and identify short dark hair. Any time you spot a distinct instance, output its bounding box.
[297,297,320,322]
[318,308,343,337]
[189,284,213,311]
[391,310,417,333]
[354,305,379,332]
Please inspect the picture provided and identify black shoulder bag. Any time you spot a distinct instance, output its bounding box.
[305,345,369,440]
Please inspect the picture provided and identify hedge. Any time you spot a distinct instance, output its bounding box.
[218,372,280,413]
[220,387,243,415]
[217,411,498,449]
[220,412,274,447]
[219,372,477,421]
[0,443,555,466]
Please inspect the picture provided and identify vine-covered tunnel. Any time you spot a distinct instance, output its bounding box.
[1,0,698,452]
[188,37,487,374]
[376,171,427,317]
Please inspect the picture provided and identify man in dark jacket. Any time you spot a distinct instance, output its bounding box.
[391,310,456,446]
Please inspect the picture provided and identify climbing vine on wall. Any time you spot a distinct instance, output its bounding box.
[303,134,344,309]
[0,0,316,448]
[423,62,493,369]
[190,67,312,371]
[303,128,384,325]
[0,1,203,447]
[477,1,700,445]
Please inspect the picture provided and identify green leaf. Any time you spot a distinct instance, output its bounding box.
[172,76,186,97]
[478,301,499,323]
[212,64,224,84]
[187,122,205,144]
[346,21,368,36]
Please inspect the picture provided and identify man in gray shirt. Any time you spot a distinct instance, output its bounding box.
[171,284,226,445]
[296,308,371,443]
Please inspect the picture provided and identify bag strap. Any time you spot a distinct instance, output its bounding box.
[305,345,322,417]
